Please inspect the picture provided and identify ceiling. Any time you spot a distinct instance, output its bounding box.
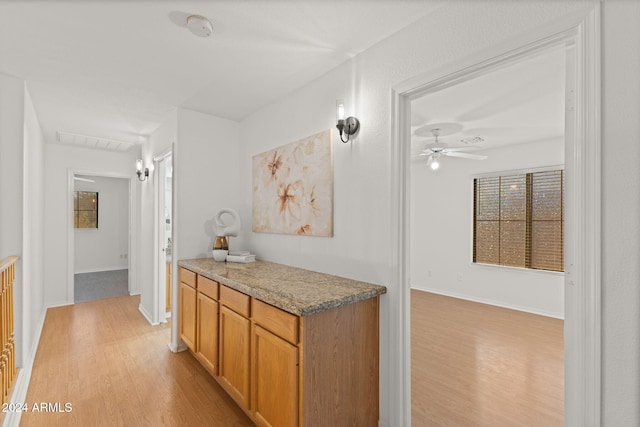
[0,1,443,147]
[411,45,566,157]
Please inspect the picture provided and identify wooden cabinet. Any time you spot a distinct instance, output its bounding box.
[251,297,299,427]
[219,304,251,408]
[179,268,197,351]
[299,296,380,426]
[178,265,381,427]
[196,292,218,374]
[251,324,298,427]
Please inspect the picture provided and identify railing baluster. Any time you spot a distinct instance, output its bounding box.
[0,256,19,408]
[0,266,5,405]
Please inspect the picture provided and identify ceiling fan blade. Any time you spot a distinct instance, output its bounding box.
[444,151,488,160]
[417,149,435,156]
[443,146,483,152]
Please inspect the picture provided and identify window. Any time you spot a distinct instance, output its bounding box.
[74,191,98,229]
[473,169,563,272]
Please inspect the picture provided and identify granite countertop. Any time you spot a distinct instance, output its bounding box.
[178,258,387,316]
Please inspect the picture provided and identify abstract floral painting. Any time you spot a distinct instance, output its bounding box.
[252,129,333,236]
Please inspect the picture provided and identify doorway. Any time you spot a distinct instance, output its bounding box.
[409,44,567,425]
[67,170,137,304]
[73,174,130,303]
[154,151,173,324]
[390,7,600,427]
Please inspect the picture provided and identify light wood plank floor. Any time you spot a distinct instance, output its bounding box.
[411,289,564,427]
[21,295,254,427]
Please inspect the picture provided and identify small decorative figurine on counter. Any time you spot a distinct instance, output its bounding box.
[212,208,241,261]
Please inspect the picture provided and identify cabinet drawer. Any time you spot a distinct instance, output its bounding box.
[197,275,219,300]
[179,268,196,289]
[220,285,250,317]
[252,299,298,345]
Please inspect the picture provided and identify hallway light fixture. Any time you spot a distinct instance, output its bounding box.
[335,99,360,143]
[136,159,149,182]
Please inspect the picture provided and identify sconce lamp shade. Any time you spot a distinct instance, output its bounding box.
[136,159,149,181]
[336,99,345,121]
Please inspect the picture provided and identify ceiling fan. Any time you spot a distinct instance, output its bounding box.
[415,123,487,170]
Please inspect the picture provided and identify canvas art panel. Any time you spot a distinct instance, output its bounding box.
[252,129,333,236]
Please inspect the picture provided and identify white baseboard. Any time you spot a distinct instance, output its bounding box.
[129,291,141,296]
[168,341,187,353]
[412,286,564,319]
[138,304,158,326]
[46,300,73,309]
[74,266,128,274]
[3,306,48,427]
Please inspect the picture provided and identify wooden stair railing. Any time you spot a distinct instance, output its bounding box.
[0,256,18,404]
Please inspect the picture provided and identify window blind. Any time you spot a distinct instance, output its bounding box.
[473,169,563,272]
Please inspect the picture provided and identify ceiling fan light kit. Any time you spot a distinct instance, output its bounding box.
[428,154,441,171]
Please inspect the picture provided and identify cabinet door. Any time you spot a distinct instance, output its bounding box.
[252,324,298,427]
[179,282,197,351]
[196,292,219,375]
[219,305,251,408]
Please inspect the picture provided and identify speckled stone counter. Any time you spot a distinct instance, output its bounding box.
[178,258,387,316]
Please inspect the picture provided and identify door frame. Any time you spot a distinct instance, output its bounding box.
[66,169,137,303]
[153,148,173,324]
[390,5,600,427]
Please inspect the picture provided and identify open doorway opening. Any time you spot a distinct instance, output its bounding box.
[155,151,173,324]
[73,174,131,303]
[409,44,567,426]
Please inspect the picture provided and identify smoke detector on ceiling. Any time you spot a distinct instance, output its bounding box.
[186,15,213,37]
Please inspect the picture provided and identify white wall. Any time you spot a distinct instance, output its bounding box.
[0,75,46,371]
[238,2,595,425]
[0,74,26,368]
[175,108,244,259]
[44,144,137,306]
[74,176,129,273]
[601,1,640,424]
[22,85,46,367]
[139,109,176,319]
[411,139,565,318]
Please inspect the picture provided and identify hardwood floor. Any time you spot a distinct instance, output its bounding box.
[411,289,564,427]
[21,295,254,427]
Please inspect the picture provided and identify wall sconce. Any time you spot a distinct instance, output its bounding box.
[136,159,149,181]
[335,99,360,143]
